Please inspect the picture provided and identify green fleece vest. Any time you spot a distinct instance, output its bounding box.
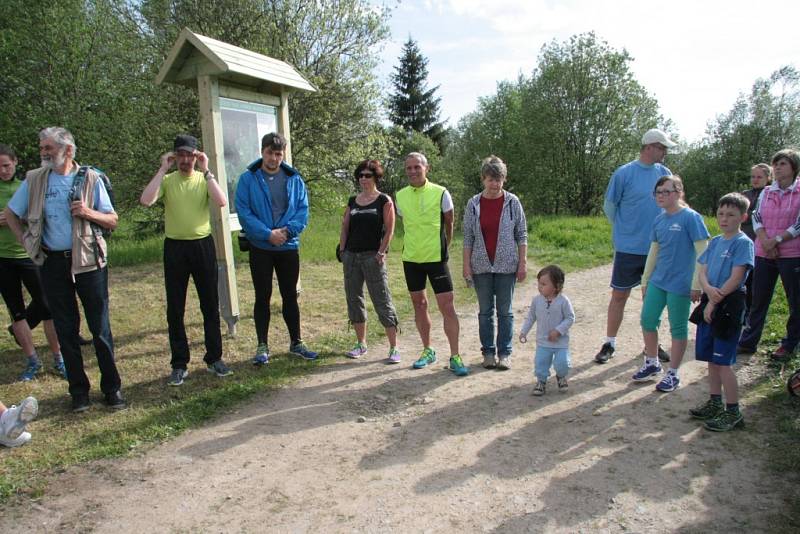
[396,181,447,263]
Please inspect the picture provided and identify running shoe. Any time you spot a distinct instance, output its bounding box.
[449,354,469,377]
[412,347,436,369]
[346,342,367,359]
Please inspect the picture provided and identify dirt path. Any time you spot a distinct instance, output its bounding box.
[0,264,791,533]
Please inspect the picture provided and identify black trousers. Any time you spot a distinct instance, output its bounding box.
[248,247,301,346]
[163,236,222,370]
[40,254,120,397]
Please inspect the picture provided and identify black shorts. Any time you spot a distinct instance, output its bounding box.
[610,251,648,290]
[403,261,453,294]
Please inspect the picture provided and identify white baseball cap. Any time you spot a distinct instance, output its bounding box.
[641,129,677,148]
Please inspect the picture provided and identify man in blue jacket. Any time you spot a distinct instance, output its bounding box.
[235,132,317,364]
[594,128,676,364]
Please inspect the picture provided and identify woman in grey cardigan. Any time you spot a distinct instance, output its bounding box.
[462,156,528,370]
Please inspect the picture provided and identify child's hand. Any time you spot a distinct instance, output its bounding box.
[547,329,560,342]
[707,286,725,304]
[703,302,716,324]
[519,333,527,343]
[690,289,702,303]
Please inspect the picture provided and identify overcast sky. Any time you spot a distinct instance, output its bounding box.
[378,0,800,144]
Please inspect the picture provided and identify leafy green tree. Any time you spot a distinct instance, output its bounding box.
[0,0,188,210]
[445,33,663,216]
[388,38,446,149]
[676,66,800,213]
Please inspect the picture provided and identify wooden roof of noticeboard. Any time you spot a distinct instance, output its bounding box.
[156,28,316,93]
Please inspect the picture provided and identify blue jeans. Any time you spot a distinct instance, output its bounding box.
[472,273,516,357]
[534,346,571,383]
[41,254,120,398]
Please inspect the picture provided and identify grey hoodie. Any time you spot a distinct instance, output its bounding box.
[462,191,528,274]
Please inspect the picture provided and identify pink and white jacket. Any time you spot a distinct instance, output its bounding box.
[752,177,800,258]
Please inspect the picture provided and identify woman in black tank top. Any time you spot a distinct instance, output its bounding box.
[338,160,400,362]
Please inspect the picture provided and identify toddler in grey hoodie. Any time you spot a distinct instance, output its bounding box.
[519,265,575,396]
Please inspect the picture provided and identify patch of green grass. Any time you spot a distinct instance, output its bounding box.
[527,216,613,271]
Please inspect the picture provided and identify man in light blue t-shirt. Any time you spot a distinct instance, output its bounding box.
[594,129,677,364]
[5,127,125,413]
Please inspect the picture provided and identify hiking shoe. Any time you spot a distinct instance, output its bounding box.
[346,342,367,359]
[413,347,437,369]
[532,381,546,396]
[497,356,511,370]
[657,344,671,363]
[290,342,318,361]
[771,346,794,362]
[207,359,233,377]
[53,360,68,380]
[704,409,744,432]
[594,342,615,364]
[0,431,31,448]
[655,373,680,392]
[19,360,42,382]
[71,394,91,413]
[104,390,127,410]
[387,347,401,364]
[168,368,189,386]
[689,398,724,420]
[449,354,469,377]
[557,376,568,391]
[632,362,662,382]
[252,344,270,366]
[0,396,38,442]
[482,354,497,369]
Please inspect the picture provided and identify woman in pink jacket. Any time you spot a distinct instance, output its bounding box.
[738,149,800,361]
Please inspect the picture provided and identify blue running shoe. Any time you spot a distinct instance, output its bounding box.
[290,342,318,361]
[413,347,436,369]
[252,344,270,366]
[655,373,680,392]
[207,359,233,377]
[53,360,68,380]
[632,362,662,382]
[19,360,42,382]
[449,354,469,377]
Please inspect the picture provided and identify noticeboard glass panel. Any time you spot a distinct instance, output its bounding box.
[220,97,278,213]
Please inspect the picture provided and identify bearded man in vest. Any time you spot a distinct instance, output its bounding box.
[395,152,468,376]
[4,127,125,413]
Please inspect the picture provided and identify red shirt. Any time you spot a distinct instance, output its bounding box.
[479,194,504,264]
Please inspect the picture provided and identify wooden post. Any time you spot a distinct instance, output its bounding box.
[197,74,240,336]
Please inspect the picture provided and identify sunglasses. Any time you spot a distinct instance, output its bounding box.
[358,172,374,178]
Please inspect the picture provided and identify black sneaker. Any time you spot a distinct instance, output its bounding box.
[657,344,670,363]
[104,390,127,410]
[594,342,615,364]
[71,394,91,413]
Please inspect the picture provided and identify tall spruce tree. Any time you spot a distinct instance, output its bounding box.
[388,37,446,147]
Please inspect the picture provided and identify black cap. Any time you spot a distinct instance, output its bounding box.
[174,134,199,152]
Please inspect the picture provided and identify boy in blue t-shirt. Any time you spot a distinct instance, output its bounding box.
[692,193,755,432]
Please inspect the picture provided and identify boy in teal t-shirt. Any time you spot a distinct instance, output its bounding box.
[692,192,755,432]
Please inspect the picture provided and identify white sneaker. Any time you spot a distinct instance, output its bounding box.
[0,396,38,442]
[0,431,31,448]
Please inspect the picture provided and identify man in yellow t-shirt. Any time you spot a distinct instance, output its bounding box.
[140,135,230,386]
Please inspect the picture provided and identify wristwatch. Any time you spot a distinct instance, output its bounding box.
[775,235,784,244]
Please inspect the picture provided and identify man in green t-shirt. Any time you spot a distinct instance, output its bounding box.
[140,135,231,386]
[0,144,63,381]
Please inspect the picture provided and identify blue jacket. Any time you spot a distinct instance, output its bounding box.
[235,159,309,251]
